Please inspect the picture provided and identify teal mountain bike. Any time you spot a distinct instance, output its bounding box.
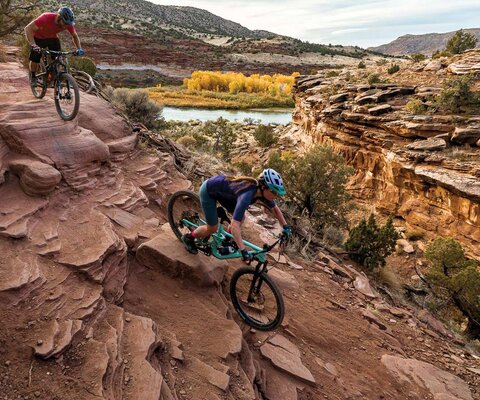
[167,190,286,331]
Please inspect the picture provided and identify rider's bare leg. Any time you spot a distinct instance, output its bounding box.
[192,224,217,239]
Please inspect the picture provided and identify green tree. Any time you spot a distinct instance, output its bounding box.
[0,0,38,37]
[425,237,480,338]
[345,214,399,271]
[253,124,277,147]
[268,145,353,229]
[446,30,478,54]
[202,117,237,161]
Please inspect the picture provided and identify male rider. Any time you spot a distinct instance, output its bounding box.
[24,6,84,84]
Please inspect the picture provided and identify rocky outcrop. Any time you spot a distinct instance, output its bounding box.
[382,355,473,400]
[292,56,480,259]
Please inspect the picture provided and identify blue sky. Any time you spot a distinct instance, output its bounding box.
[153,0,480,47]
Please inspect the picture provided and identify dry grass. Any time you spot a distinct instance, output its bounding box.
[0,44,7,63]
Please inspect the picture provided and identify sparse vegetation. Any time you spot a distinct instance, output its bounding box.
[267,145,353,229]
[344,214,399,271]
[234,160,253,176]
[106,87,162,129]
[432,50,452,59]
[325,70,340,78]
[410,53,426,63]
[202,117,237,161]
[70,56,97,77]
[435,75,480,113]
[405,98,427,114]
[367,73,382,85]
[0,0,39,37]
[357,61,366,69]
[425,237,480,338]
[387,64,400,74]
[445,29,478,55]
[253,124,277,147]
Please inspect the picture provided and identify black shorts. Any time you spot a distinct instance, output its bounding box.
[28,37,61,63]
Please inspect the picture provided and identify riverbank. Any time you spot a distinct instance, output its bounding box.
[148,86,295,109]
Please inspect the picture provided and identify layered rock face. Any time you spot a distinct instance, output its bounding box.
[291,51,480,260]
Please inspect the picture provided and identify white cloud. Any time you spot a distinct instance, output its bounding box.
[152,1,480,47]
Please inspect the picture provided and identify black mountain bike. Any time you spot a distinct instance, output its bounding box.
[167,190,286,331]
[29,49,80,121]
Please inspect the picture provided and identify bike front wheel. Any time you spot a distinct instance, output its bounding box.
[54,73,80,121]
[167,190,205,240]
[230,266,284,331]
[30,60,47,99]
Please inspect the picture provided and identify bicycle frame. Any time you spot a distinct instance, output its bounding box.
[180,215,273,263]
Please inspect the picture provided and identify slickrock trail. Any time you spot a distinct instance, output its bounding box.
[0,56,479,400]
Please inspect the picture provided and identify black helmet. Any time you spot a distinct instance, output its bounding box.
[58,6,75,25]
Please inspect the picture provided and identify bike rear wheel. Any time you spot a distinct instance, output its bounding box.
[30,60,47,99]
[167,190,205,240]
[230,266,284,331]
[54,73,80,121]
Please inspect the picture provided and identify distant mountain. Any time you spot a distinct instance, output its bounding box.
[368,29,480,56]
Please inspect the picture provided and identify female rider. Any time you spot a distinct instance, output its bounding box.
[182,168,292,262]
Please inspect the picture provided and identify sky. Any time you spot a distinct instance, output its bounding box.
[153,0,480,48]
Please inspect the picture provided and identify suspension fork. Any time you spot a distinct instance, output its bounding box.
[247,260,268,302]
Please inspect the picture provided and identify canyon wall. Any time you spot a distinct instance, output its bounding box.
[290,53,480,259]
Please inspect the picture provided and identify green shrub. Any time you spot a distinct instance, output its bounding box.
[446,29,478,54]
[367,73,382,85]
[435,75,480,113]
[357,61,366,69]
[322,225,344,247]
[375,59,388,66]
[108,88,162,129]
[234,160,253,176]
[253,124,277,147]
[387,64,400,74]
[410,53,426,63]
[325,70,340,78]
[425,237,480,338]
[267,146,353,229]
[0,0,37,38]
[70,56,97,77]
[405,98,427,114]
[432,50,452,59]
[176,135,196,148]
[344,214,399,271]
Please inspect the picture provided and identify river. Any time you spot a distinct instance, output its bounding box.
[162,106,293,125]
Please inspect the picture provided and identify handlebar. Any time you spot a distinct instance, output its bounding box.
[41,49,79,56]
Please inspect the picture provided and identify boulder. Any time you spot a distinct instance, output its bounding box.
[424,60,443,72]
[450,126,480,144]
[329,93,349,103]
[260,341,315,384]
[368,104,392,115]
[382,355,473,400]
[406,137,447,151]
[9,158,61,196]
[136,224,227,286]
[354,275,378,298]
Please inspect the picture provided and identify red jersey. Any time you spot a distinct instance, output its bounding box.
[33,12,76,39]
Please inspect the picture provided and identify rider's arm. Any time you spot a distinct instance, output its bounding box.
[24,21,39,46]
[70,31,82,50]
[230,220,246,251]
[272,205,287,226]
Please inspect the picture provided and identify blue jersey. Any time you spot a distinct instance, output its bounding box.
[206,175,275,222]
